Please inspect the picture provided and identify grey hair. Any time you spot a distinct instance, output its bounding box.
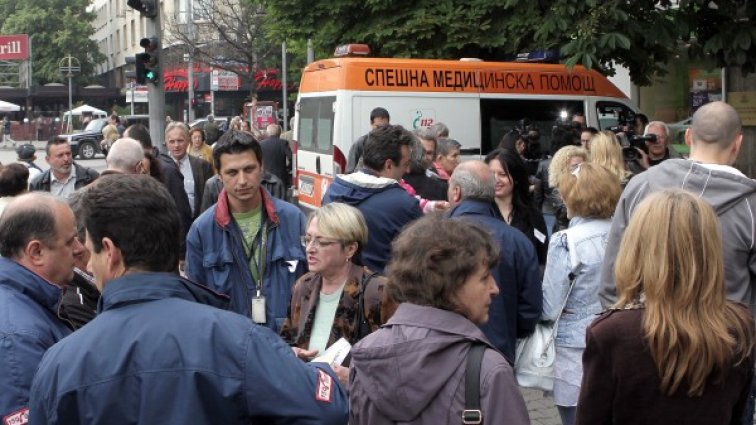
[645,121,670,138]
[436,137,461,157]
[107,138,144,173]
[450,166,495,201]
[165,121,190,138]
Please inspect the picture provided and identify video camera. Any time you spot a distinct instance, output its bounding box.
[607,110,657,162]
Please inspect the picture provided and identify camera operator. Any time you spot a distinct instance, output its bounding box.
[623,121,682,174]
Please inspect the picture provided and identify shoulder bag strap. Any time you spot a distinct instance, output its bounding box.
[543,228,584,353]
[354,271,378,340]
[463,344,486,425]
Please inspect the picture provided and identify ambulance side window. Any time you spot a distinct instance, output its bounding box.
[480,99,584,157]
[297,96,336,153]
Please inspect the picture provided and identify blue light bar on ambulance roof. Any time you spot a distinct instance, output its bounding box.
[334,44,371,57]
[515,49,561,63]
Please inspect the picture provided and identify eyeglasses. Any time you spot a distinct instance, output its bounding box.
[301,236,342,248]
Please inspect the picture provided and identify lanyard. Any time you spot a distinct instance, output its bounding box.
[241,219,267,295]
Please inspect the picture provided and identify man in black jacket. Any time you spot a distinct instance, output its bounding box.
[29,137,99,199]
[260,124,292,188]
[345,107,390,173]
[124,124,192,260]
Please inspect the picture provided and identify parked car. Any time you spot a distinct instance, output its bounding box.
[123,114,150,129]
[59,118,107,160]
[189,116,230,131]
[667,117,691,144]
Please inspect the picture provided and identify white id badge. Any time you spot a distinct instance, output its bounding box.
[251,296,266,324]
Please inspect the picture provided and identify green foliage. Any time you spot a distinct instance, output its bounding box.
[262,0,756,86]
[0,0,104,85]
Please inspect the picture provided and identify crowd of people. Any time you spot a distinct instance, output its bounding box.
[0,100,754,425]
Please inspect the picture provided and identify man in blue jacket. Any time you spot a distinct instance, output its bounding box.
[446,160,542,363]
[323,124,422,274]
[0,193,84,424]
[185,130,307,331]
[30,174,348,425]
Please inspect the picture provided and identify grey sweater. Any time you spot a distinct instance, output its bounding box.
[600,159,756,313]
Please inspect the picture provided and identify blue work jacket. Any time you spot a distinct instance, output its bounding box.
[29,272,348,425]
[447,199,542,363]
[0,257,71,421]
[186,188,307,331]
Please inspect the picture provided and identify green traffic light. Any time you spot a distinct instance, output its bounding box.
[145,70,158,84]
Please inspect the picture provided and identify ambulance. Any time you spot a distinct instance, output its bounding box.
[293,45,637,212]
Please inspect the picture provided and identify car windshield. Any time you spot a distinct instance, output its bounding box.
[84,119,105,132]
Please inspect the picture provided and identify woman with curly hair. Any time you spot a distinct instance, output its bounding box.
[548,145,588,233]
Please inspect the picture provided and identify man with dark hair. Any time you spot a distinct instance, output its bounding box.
[580,127,599,151]
[186,130,307,330]
[403,130,448,201]
[29,137,99,198]
[446,160,542,363]
[0,193,84,423]
[323,124,422,274]
[29,175,348,425]
[125,124,192,260]
[15,143,42,183]
[204,114,220,144]
[345,107,390,173]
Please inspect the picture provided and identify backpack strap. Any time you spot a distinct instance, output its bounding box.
[463,344,486,424]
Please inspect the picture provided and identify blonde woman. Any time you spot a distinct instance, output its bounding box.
[577,189,754,425]
[589,131,632,188]
[188,128,215,174]
[541,163,621,425]
[547,145,588,233]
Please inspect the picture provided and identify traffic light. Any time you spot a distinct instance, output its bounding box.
[138,37,160,85]
[127,0,157,18]
[124,56,139,83]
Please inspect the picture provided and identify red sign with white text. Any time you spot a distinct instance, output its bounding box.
[0,35,29,60]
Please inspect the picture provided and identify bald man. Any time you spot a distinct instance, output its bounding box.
[446,160,541,364]
[601,101,756,312]
[104,138,146,175]
[0,193,84,422]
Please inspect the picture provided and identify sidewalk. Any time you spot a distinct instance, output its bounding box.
[521,388,561,425]
[0,140,47,151]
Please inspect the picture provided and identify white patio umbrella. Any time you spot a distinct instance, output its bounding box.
[63,104,108,118]
[0,100,21,112]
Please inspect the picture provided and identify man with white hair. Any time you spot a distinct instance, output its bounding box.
[104,138,145,175]
[260,123,292,188]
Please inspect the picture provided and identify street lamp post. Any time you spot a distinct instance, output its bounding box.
[58,55,80,133]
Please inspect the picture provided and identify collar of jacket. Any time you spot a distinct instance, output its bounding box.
[0,256,62,314]
[446,198,498,219]
[387,303,494,347]
[213,186,279,228]
[98,272,230,313]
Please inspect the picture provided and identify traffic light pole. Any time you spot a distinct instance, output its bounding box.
[145,13,166,151]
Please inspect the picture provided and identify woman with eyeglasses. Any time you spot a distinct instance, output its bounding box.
[280,202,388,385]
[541,162,621,425]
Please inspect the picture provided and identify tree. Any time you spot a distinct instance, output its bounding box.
[0,0,104,85]
[164,0,279,97]
[263,0,756,86]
